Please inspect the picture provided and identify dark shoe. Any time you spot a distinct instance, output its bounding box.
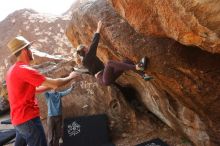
[137,57,147,71]
[143,74,153,81]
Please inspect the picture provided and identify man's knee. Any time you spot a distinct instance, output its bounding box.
[106,60,116,68]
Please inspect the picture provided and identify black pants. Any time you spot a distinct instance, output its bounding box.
[101,60,136,85]
[47,115,62,146]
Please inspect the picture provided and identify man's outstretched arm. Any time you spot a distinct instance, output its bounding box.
[41,71,80,90]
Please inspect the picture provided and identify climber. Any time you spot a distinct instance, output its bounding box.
[74,20,153,86]
[74,20,104,75]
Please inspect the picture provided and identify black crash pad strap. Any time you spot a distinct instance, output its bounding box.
[1,119,11,124]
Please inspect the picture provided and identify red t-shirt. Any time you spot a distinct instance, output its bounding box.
[6,61,46,125]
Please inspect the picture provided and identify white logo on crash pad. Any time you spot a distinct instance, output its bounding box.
[67,121,80,136]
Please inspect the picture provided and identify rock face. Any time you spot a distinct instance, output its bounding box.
[109,0,220,54]
[36,58,189,146]
[66,0,220,145]
[0,8,73,81]
[1,0,220,145]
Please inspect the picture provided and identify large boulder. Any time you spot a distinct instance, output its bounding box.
[108,0,220,54]
[66,0,220,145]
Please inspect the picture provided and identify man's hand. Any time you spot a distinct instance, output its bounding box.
[96,20,102,33]
[95,70,102,78]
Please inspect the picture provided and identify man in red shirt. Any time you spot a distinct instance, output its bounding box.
[6,36,80,146]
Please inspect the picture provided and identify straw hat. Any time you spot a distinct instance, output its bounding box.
[7,36,33,57]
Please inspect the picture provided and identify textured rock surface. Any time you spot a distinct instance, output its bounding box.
[0,81,9,114]
[66,0,220,145]
[109,0,220,54]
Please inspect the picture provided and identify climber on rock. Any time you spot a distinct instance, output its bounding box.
[74,20,153,86]
[73,20,104,75]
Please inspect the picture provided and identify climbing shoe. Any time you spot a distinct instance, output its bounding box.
[137,56,147,71]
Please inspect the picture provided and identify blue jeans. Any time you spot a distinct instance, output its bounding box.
[14,117,47,146]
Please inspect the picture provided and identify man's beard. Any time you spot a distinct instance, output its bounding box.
[28,51,33,61]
